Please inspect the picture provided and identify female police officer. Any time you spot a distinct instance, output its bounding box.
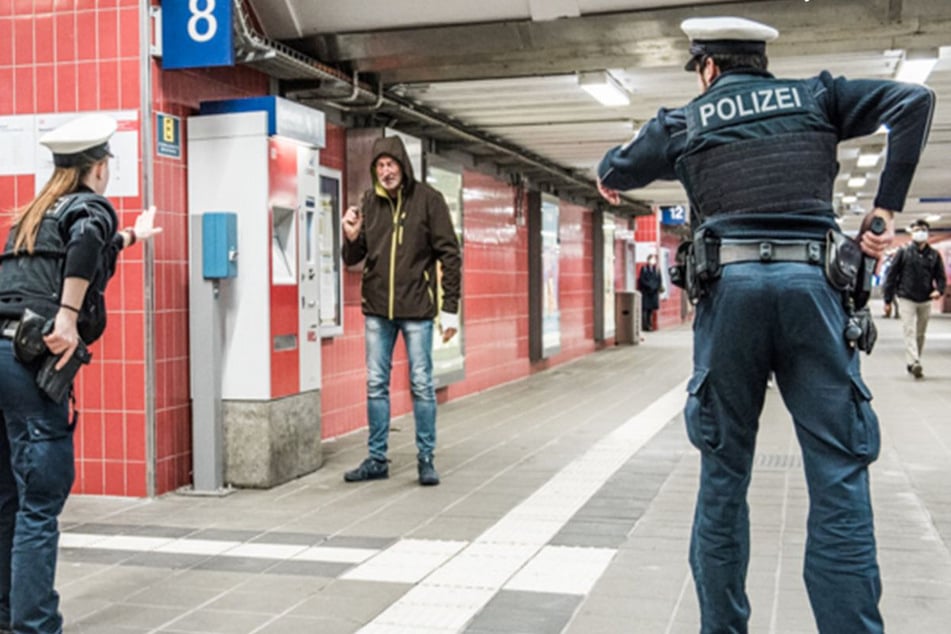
[0,114,160,634]
[598,17,933,634]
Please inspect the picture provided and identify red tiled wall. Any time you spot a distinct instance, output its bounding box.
[150,62,270,495]
[1,1,270,495]
[3,2,609,491]
[631,212,690,331]
[635,211,658,243]
[1,0,145,496]
[319,124,371,438]
[658,230,688,328]
[319,170,599,438]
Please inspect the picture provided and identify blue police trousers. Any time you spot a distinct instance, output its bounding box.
[0,340,73,634]
[686,262,883,634]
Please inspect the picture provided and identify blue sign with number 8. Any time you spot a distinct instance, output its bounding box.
[162,0,234,69]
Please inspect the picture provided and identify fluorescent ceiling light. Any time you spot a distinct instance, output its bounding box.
[895,51,938,84]
[578,71,630,106]
[925,213,942,223]
[847,176,867,188]
[842,195,858,204]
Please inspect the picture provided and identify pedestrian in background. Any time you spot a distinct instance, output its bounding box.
[342,135,461,486]
[883,219,946,379]
[0,114,161,634]
[637,253,663,331]
[597,16,933,633]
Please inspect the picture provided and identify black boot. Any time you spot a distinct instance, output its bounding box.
[418,456,440,486]
[344,457,389,482]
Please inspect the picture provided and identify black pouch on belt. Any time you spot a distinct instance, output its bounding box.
[13,308,51,366]
[36,339,91,403]
[824,230,862,291]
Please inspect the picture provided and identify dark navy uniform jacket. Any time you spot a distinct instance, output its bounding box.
[0,186,123,343]
[598,69,934,240]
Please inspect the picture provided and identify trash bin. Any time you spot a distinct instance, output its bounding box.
[615,290,641,345]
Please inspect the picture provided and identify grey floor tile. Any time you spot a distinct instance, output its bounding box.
[465,590,582,634]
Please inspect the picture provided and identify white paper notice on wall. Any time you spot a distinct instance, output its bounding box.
[0,115,36,176]
[33,110,140,198]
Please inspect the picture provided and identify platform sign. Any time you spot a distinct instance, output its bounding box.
[156,113,181,158]
[661,205,686,225]
[161,0,234,70]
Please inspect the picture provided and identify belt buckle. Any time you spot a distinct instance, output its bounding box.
[758,242,773,262]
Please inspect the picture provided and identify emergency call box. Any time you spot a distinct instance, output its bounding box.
[202,212,238,279]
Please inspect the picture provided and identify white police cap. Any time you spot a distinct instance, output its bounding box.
[681,17,779,71]
[40,113,117,168]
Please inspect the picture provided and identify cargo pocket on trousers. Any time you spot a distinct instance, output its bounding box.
[684,367,721,453]
[848,373,880,463]
[26,415,71,442]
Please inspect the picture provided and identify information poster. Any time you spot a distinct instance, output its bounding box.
[541,194,561,357]
[427,162,465,387]
[0,110,139,198]
[603,213,616,339]
[318,168,343,336]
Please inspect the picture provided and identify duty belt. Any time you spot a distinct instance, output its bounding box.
[0,319,19,339]
[718,239,824,266]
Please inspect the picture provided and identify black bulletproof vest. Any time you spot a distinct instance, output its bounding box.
[674,76,839,226]
[0,193,110,343]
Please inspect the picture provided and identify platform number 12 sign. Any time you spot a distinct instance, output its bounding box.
[161,0,235,70]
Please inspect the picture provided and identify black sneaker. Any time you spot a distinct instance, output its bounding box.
[911,362,924,379]
[418,456,440,486]
[344,457,389,482]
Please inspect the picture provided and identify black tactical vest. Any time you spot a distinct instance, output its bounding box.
[0,193,113,343]
[674,76,839,226]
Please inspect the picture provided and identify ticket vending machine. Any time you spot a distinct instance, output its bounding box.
[187,96,325,488]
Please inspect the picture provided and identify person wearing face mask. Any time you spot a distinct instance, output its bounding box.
[882,219,946,378]
[637,254,663,331]
[597,16,934,634]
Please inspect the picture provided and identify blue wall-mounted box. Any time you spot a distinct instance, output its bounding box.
[202,212,238,279]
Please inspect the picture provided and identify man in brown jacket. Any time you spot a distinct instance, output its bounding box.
[342,135,461,486]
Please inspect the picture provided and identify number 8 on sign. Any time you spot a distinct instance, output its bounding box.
[188,0,218,43]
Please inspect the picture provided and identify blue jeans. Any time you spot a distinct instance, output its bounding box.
[0,340,73,634]
[364,316,436,461]
[686,263,882,634]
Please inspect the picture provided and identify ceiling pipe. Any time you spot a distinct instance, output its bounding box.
[231,0,648,215]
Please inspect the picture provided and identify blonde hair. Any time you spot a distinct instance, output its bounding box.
[12,165,87,253]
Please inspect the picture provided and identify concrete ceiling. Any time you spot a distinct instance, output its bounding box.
[244,0,951,233]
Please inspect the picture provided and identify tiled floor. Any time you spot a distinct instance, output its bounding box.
[54,305,951,633]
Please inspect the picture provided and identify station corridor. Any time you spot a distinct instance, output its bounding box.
[56,309,951,634]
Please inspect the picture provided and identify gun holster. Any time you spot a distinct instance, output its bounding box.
[13,308,92,402]
[13,309,50,366]
[824,230,862,292]
[845,306,878,354]
[36,340,91,403]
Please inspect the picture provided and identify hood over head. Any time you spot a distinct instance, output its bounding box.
[370,135,416,195]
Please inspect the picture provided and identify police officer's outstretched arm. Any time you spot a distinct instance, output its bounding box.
[44,205,161,370]
[831,74,935,258]
[597,112,681,204]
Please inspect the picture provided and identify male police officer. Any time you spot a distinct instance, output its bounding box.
[598,17,934,634]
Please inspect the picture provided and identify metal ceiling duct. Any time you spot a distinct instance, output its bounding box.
[230,0,649,214]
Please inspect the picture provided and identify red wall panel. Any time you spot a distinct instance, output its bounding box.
[4,2,613,494]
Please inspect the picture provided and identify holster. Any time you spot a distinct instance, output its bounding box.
[13,309,51,366]
[824,230,862,292]
[36,340,91,403]
[669,230,722,304]
[845,306,878,354]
